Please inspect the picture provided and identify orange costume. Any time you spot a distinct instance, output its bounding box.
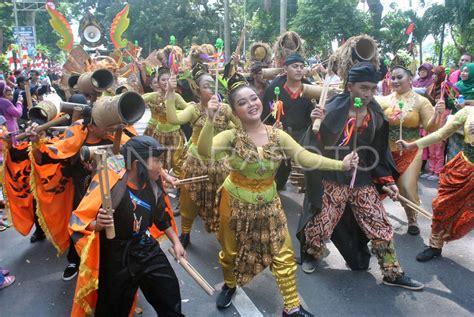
[69,154,178,316]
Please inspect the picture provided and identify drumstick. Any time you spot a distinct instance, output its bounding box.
[349,97,362,189]
[312,75,330,133]
[382,186,432,220]
[168,248,215,295]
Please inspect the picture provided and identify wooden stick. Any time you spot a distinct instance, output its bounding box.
[112,127,123,155]
[382,186,432,220]
[95,149,116,239]
[15,114,71,141]
[168,248,215,296]
[312,75,330,133]
[174,175,209,186]
[24,82,33,110]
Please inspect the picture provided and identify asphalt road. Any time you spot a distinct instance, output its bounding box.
[0,110,472,316]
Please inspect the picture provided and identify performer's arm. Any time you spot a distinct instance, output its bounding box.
[142,92,156,105]
[278,129,350,171]
[419,96,438,132]
[165,95,195,125]
[174,92,190,111]
[397,108,467,150]
[416,108,467,148]
[165,227,186,261]
[197,119,233,158]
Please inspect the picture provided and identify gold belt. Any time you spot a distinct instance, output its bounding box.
[229,172,274,192]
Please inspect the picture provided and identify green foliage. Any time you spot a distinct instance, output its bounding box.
[0,54,10,73]
[291,0,372,56]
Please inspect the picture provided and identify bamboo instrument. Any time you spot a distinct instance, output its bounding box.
[174,175,209,186]
[24,82,34,110]
[71,106,84,122]
[382,186,432,220]
[80,144,113,161]
[95,149,116,239]
[15,114,71,141]
[112,127,123,155]
[349,98,363,189]
[168,247,215,296]
[312,76,330,133]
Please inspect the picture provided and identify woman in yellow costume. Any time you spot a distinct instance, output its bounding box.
[143,66,188,177]
[166,62,239,247]
[197,73,358,316]
[375,65,444,235]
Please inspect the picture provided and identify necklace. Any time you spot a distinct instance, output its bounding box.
[389,90,417,121]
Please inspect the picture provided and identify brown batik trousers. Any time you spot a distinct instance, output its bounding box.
[305,180,403,280]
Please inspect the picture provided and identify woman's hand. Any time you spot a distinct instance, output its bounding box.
[207,95,220,122]
[434,100,446,114]
[342,151,359,171]
[166,74,177,97]
[395,139,416,151]
[273,121,283,130]
[95,208,114,232]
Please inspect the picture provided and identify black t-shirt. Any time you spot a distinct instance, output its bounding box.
[113,181,171,240]
[261,75,313,143]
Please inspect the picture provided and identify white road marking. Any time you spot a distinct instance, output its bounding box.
[233,288,263,317]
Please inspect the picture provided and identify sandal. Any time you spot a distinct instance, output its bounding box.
[0,275,15,289]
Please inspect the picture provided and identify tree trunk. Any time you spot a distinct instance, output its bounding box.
[419,42,423,65]
[263,0,271,12]
[438,23,445,65]
[366,0,383,31]
[0,30,3,53]
[224,0,231,61]
[280,0,287,34]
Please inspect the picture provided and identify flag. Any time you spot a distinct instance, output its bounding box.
[6,47,15,71]
[21,47,28,67]
[405,22,414,51]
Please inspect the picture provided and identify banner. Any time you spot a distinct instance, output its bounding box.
[14,26,36,57]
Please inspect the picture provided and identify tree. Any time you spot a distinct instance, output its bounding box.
[291,0,372,56]
[445,0,474,54]
[0,2,14,52]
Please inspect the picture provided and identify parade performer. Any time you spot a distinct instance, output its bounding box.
[26,105,132,280]
[197,73,358,316]
[301,63,424,291]
[143,66,188,177]
[261,53,314,190]
[166,62,239,247]
[396,104,473,262]
[375,65,444,235]
[69,136,184,316]
[447,56,473,161]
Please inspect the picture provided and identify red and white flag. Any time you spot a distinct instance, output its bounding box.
[405,22,414,51]
[6,47,15,71]
[21,47,28,67]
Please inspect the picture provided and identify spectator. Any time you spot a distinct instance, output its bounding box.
[0,82,23,133]
[449,53,472,84]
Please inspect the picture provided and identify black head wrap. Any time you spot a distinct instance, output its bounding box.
[348,62,380,83]
[121,136,165,188]
[285,53,305,66]
[69,94,88,105]
[250,62,263,74]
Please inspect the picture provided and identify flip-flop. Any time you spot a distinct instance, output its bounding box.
[0,275,15,289]
[0,225,7,232]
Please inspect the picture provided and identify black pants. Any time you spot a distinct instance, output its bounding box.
[276,159,292,190]
[95,237,183,317]
[67,237,80,265]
